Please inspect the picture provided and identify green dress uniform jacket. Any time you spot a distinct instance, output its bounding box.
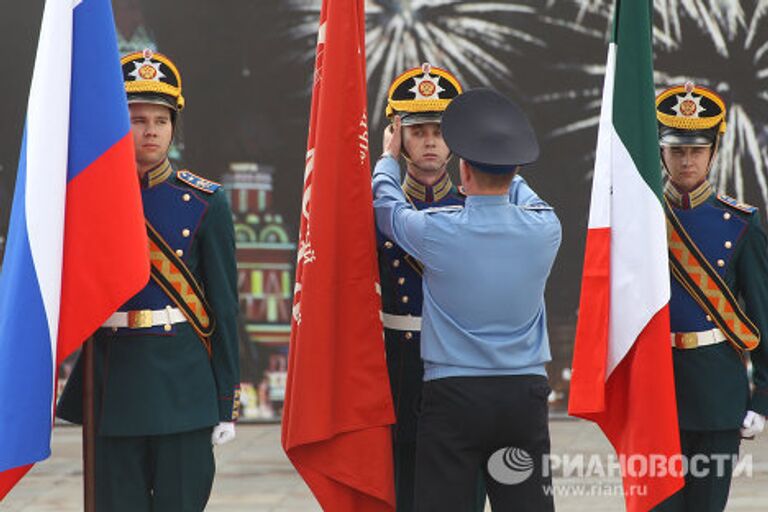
[655,181,768,511]
[665,182,768,431]
[57,161,240,435]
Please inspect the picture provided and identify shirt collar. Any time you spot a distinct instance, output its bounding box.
[141,159,173,189]
[664,180,712,210]
[465,194,509,206]
[403,171,453,203]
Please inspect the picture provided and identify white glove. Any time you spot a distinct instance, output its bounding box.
[211,422,236,446]
[740,410,766,439]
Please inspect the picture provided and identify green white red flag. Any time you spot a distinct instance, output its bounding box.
[568,1,684,510]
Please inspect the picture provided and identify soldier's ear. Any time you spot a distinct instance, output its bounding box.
[459,159,470,184]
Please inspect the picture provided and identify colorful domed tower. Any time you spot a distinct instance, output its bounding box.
[221,162,295,419]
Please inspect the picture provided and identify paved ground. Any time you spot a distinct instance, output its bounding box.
[3,419,767,511]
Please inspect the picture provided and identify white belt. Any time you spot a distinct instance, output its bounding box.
[103,307,187,330]
[381,313,422,332]
[671,328,726,349]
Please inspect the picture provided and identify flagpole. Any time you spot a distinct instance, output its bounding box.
[82,338,96,512]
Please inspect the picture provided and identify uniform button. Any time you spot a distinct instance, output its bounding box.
[706,315,713,322]
[182,228,191,238]
[398,277,405,285]
[393,259,400,268]
[723,212,731,220]
[384,241,393,249]
[717,259,725,267]
[163,324,172,332]
[404,332,413,340]
[401,296,409,304]
[182,193,191,202]
[176,249,184,257]
[724,241,732,249]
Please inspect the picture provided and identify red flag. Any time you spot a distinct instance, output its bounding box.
[281,0,396,510]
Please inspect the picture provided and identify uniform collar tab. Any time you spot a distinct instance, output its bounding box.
[664,180,712,210]
[403,171,453,203]
[141,159,173,189]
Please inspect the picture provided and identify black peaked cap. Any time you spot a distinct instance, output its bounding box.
[442,88,539,170]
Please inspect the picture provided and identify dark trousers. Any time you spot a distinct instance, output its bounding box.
[414,375,554,512]
[651,429,740,512]
[95,427,215,512]
[387,336,486,512]
[395,440,487,512]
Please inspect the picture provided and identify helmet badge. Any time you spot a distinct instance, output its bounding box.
[672,84,706,118]
[410,62,443,100]
[130,50,165,83]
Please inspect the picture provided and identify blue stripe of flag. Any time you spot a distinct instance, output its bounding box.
[0,129,54,472]
[68,0,130,182]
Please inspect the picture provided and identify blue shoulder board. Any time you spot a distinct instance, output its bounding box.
[422,205,463,214]
[177,170,221,194]
[521,202,554,211]
[716,193,757,214]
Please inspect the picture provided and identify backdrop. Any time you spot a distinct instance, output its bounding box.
[1,0,766,418]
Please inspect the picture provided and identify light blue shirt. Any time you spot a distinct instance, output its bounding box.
[373,156,562,381]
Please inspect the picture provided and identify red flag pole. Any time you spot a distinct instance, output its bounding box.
[82,339,96,512]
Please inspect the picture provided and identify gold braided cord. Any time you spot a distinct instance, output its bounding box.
[657,111,725,132]
[387,99,453,117]
[125,81,185,109]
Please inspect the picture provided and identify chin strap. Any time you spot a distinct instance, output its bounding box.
[707,135,721,176]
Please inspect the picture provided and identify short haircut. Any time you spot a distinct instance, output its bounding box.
[467,163,517,189]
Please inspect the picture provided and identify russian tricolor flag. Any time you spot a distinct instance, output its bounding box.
[0,0,149,500]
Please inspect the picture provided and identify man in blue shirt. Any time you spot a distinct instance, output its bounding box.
[373,88,561,511]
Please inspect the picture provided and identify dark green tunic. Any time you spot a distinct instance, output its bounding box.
[58,166,240,432]
[56,164,239,511]
[654,183,768,511]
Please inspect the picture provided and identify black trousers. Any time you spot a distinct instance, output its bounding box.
[651,429,740,512]
[95,427,215,512]
[387,336,486,512]
[414,375,554,512]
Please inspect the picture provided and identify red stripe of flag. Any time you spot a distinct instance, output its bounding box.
[58,133,148,362]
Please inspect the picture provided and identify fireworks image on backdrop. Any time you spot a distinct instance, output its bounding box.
[285,0,544,126]
[537,0,768,207]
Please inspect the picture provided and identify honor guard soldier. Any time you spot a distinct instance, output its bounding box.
[374,88,560,511]
[377,63,473,511]
[57,49,240,512]
[652,83,768,511]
